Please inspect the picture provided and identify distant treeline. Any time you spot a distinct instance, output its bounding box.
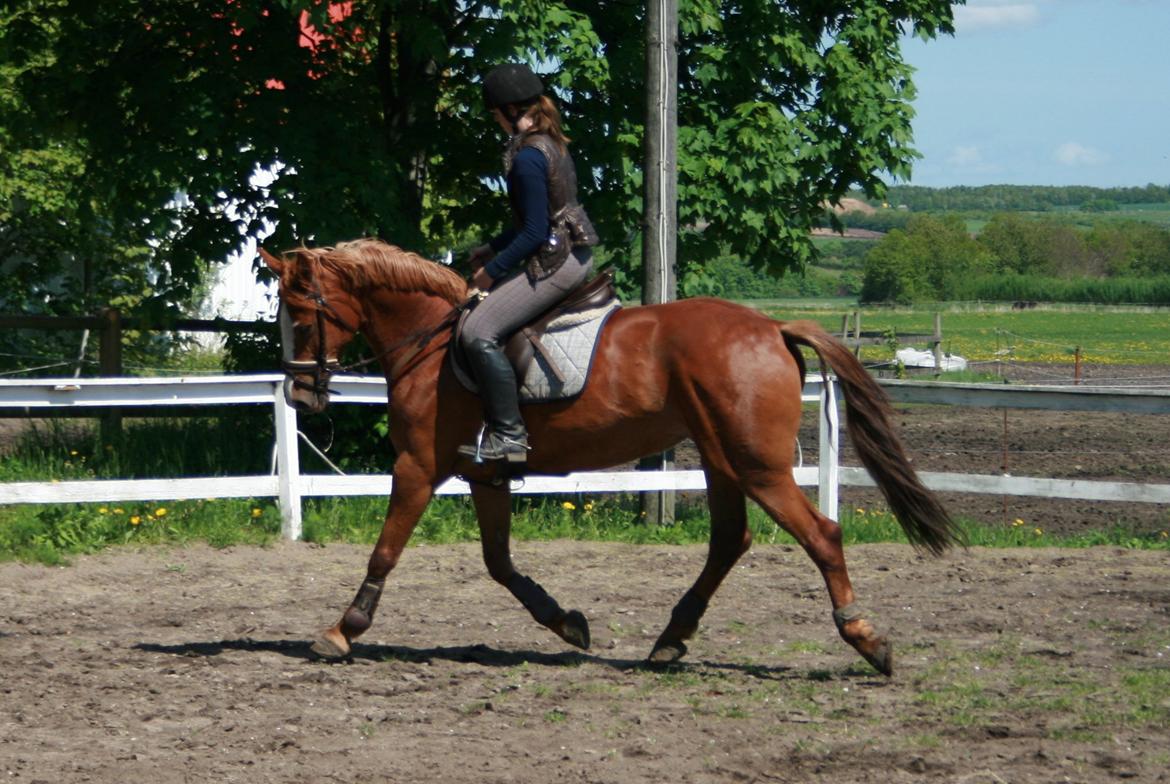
[949,274,1170,306]
[881,183,1170,212]
[860,214,1170,304]
[705,211,1170,304]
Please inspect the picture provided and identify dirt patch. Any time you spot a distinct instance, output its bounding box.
[833,404,1170,537]
[813,361,1170,537]
[2,541,1168,783]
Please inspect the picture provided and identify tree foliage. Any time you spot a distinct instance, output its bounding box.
[3,0,957,320]
[979,214,1170,279]
[861,210,1170,304]
[861,213,991,303]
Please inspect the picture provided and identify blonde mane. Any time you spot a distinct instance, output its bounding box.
[294,238,469,304]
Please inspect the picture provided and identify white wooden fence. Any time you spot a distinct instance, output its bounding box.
[1,374,1167,540]
[0,374,836,539]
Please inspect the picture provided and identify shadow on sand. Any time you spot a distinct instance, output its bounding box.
[133,637,879,683]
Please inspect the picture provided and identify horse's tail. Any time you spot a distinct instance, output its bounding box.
[779,320,965,556]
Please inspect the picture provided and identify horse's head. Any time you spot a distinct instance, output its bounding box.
[261,247,363,413]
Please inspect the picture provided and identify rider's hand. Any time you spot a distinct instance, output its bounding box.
[467,243,493,270]
[472,266,494,292]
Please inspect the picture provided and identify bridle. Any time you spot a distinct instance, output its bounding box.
[280,287,360,396]
[280,269,473,397]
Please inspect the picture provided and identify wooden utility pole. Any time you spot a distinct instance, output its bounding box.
[639,0,678,525]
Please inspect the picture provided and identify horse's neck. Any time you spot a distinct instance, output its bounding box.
[361,288,458,361]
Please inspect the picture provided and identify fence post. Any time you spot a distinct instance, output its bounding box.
[852,311,862,358]
[272,382,303,540]
[98,308,123,443]
[932,313,943,375]
[817,376,840,520]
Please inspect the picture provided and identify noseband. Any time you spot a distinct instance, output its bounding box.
[281,288,362,396]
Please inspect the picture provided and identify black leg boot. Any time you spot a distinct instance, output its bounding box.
[457,338,530,464]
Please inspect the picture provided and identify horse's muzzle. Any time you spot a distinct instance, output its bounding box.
[284,376,331,413]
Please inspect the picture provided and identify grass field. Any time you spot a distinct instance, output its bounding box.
[754,302,1170,365]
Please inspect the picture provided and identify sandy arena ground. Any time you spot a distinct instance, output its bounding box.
[2,540,1168,783]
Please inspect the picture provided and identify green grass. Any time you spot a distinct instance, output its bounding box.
[756,303,1170,365]
[3,492,1167,565]
[909,637,1170,741]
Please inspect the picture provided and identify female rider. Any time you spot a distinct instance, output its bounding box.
[458,63,599,466]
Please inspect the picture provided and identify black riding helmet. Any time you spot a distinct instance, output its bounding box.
[482,63,543,120]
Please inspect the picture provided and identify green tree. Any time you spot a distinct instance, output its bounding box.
[1,14,165,375]
[4,0,959,309]
[1087,221,1170,276]
[861,213,990,303]
[977,213,1056,275]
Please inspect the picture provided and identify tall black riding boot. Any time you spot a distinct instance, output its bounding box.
[457,338,530,464]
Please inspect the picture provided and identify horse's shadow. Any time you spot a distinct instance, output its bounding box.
[132,638,825,682]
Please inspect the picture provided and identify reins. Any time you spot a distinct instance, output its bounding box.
[282,267,475,395]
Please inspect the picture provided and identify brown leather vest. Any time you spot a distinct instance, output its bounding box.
[505,133,599,280]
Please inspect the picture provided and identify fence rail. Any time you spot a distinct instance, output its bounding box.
[2,375,1167,540]
[0,374,837,539]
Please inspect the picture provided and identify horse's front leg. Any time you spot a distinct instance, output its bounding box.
[470,482,590,650]
[311,460,434,659]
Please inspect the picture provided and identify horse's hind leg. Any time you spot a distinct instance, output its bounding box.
[649,472,750,663]
[470,482,590,650]
[748,475,893,676]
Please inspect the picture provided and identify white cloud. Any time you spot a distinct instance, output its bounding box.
[1054,142,1106,166]
[947,145,984,166]
[953,2,1041,32]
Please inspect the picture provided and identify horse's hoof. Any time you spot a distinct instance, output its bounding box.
[647,639,687,664]
[861,639,894,677]
[557,609,591,650]
[310,629,351,661]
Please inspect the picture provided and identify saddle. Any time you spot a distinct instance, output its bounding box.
[451,270,619,396]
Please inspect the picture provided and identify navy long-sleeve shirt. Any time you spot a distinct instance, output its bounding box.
[485,145,549,280]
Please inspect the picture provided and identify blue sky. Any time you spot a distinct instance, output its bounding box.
[898,0,1170,188]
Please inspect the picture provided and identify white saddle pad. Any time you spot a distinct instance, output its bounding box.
[517,301,620,402]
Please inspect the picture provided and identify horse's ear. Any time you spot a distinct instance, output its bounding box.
[258,247,285,276]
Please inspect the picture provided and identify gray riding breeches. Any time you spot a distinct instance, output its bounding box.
[461,248,593,349]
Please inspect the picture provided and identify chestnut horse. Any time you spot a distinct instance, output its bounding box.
[262,238,961,675]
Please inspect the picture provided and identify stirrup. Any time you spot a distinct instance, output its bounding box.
[458,426,530,464]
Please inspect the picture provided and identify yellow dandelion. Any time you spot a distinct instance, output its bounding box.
[562,501,576,511]
[99,507,109,514]
[855,508,865,515]
[1033,528,1043,536]
[114,508,124,514]
[154,508,168,518]
[251,508,262,518]
[70,450,79,456]
[1012,518,1025,527]
[130,516,142,526]
[583,502,594,512]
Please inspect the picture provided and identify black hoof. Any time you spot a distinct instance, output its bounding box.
[557,609,591,650]
[648,639,687,664]
[862,639,894,677]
